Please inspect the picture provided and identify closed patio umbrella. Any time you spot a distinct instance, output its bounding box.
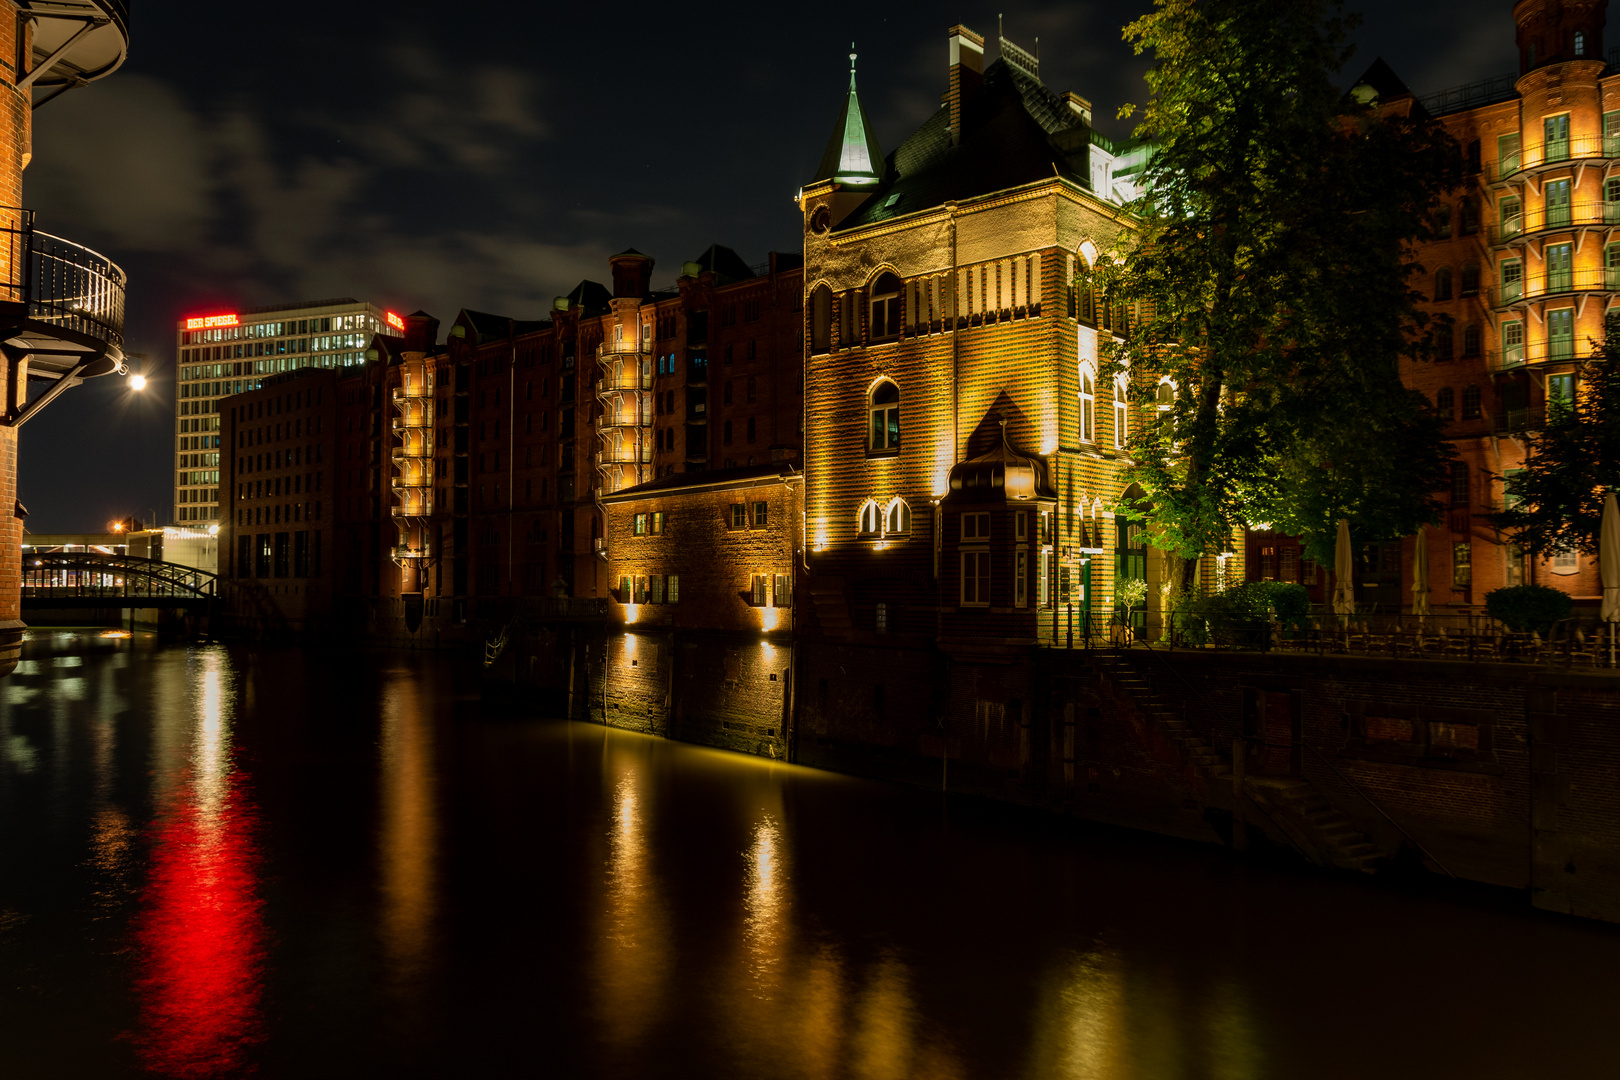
[1602,492,1620,667]
[1332,519,1355,620]
[1411,524,1430,620]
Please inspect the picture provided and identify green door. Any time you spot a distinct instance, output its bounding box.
[1546,113,1571,162]
[1116,521,1146,638]
[1546,179,1572,228]
[1546,243,1573,294]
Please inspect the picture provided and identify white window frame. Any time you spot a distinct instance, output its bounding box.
[961,511,990,541]
[858,499,881,536]
[1113,377,1129,449]
[961,550,991,606]
[869,380,900,452]
[1079,361,1096,443]
[884,497,911,535]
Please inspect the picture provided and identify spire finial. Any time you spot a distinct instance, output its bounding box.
[849,43,858,89]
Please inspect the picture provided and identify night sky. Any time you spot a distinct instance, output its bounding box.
[19,0,1514,532]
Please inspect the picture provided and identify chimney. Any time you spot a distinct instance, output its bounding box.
[1062,92,1092,127]
[947,24,985,146]
[404,310,439,353]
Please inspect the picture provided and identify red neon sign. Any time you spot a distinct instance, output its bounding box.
[386,311,405,331]
[185,313,239,331]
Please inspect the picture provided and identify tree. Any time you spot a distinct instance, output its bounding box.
[1090,0,1460,567]
[1491,342,1620,554]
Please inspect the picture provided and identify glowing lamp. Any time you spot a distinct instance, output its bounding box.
[128,374,147,391]
[625,604,640,624]
[761,607,779,632]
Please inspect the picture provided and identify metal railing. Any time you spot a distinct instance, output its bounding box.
[1417,73,1518,117]
[1488,267,1617,308]
[0,209,127,349]
[597,339,651,357]
[1491,135,1620,182]
[391,501,433,518]
[1489,201,1620,243]
[597,369,651,392]
[1488,344,1595,371]
[1494,403,1548,434]
[21,552,215,600]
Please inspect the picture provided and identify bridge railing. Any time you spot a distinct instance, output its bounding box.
[20,552,217,601]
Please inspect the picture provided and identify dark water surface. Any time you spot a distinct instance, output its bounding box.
[1,631,1617,1079]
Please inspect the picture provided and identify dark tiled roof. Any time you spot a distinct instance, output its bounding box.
[600,460,800,501]
[459,309,510,342]
[1352,58,1416,103]
[686,244,755,284]
[565,280,613,314]
[839,58,1091,230]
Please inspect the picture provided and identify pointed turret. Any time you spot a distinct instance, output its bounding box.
[810,46,885,188]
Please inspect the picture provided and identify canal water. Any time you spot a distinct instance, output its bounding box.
[1,631,1616,1079]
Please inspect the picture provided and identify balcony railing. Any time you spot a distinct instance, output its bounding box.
[1492,135,1620,182]
[1488,344,1595,371]
[597,443,652,465]
[597,369,651,392]
[0,208,127,351]
[1494,404,1547,435]
[392,385,429,403]
[391,473,430,491]
[1490,201,1620,243]
[598,338,651,357]
[391,500,433,518]
[1488,267,1618,308]
[391,413,430,432]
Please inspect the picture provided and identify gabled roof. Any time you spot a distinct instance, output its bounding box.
[1350,58,1416,105]
[838,57,1093,230]
[685,244,755,285]
[458,309,511,343]
[562,280,613,315]
[599,460,801,503]
[810,50,885,187]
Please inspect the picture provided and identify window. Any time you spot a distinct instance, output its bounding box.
[1498,132,1521,177]
[753,501,768,527]
[875,601,888,634]
[1451,462,1470,507]
[633,513,648,535]
[1548,372,1575,405]
[869,272,903,340]
[1576,30,1587,57]
[746,376,756,403]
[884,498,910,534]
[1435,322,1454,361]
[1552,549,1579,575]
[1546,113,1571,162]
[1079,362,1096,442]
[650,575,665,605]
[1500,259,1523,303]
[1434,267,1453,301]
[1548,309,1575,360]
[1015,510,1028,541]
[1015,550,1028,607]
[1607,243,1620,287]
[773,573,789,607]
[723,419,733,445]
[730,503,747,528]
[1460,198,1479,236]
[1460,261,1480,297]
[651,511,664,535]
[1547,243,1573,294]
[1113,378,1128,449]
[1462,323,1481,358]
[1434,205,1453,239]
[961,551,991,606]
[752,574,768,605]
[1437,386,1455,420]
[1498,196,1521,240]
[869,380,900,452]
[1452,542,1472,588]
[961,511,990,540]
[1462,384,1482,420]
[858,499,880,535]
[1546,178,1572,228]
[668,575,680,602]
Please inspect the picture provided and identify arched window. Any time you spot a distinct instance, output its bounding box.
[1461,261,1480,297]
[1113,378,1128,449]
[1435,267,1453,301]
[1155,380,1175,408]
[869,272,903,340]
[1462,384,1482,420]
[1462,323,1481,357]
[811,285,832,353]
[1435,322,1454,360]
[1460,199,1480,237]
[884,497,911,535]
[1437,386,1455,420]
[746,376,756,403]
[1079,362,1096,442]
[869,380,900,451]
[857,499,881,535]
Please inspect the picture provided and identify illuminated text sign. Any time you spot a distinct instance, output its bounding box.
[386,311,405,331]
[185,313,239,330]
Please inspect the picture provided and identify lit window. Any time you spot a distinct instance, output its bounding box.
[773,573,790,607]
[730,503,747,528]
[869,381,900,451]
[753,501,768,527]
[752,574,768,605]
[633,513,647,536]
[875,602,888,634]
[1452,542,1471,589]
[869,272,903,340]
[884,498,911,535]
[651,511,664,535]
[858,499,881,535]
[1552,549,1579,575]
[1436,387,1455,420]
[1576,30,1587,57]
[1113,378,1128,449]
[1079,362,1096,442]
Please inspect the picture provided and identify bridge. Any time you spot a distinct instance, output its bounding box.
[21,552,216,610]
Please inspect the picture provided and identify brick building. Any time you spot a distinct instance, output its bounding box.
[1255,0,1614,611]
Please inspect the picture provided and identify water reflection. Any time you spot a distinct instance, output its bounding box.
[379,667,438,991]
[593,749,670,1054]
[742,814,786,994]
[132,649,266,1078]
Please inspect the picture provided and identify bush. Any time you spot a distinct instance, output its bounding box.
[1171,581,1310,648]
[1484,584,1572,634]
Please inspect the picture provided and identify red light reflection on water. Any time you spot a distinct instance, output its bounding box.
[130,759,265,1078]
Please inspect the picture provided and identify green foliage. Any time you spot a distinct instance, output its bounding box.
[1091,0,1459,566]
[1116,577,1148,610]
[1484,584,1573,635]
[1491,340,1620,555]
[1172,581,1311,646]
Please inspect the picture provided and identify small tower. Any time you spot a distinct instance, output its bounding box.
[1515,0,1607,74]
[812,46,885,190]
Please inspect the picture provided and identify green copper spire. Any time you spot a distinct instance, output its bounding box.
[812,44,884,187]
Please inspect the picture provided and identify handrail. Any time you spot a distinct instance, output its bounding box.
[21,552,216,598]
[1488,267,1617,308]
[1489,201,1620,243]
[1126,619,1455,876]
[1491,135,1620,182]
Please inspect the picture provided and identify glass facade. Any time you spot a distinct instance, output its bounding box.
[171,301,385,524]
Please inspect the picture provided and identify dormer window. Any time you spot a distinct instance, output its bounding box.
[869,272,903,341]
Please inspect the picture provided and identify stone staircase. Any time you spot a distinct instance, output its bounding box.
[1094,653,1232,789]
[1096,651,1386,874]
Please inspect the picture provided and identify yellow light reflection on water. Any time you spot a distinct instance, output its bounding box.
[380,671,437,988]
[594,755,670,1054]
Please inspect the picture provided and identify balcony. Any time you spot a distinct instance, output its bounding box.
[598,443,652,465]
[1492,135,1620,182]
[1490,201,1620,244]
[392,385,429,403]
[391,500,434,519]
[598,338,651,357]
[1487,344,1593,371]
[597,368,651,392]
[391,472,431,491]
[1488,268,1617,309]
[1493,404,1547,435]
[0,209,128,400]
